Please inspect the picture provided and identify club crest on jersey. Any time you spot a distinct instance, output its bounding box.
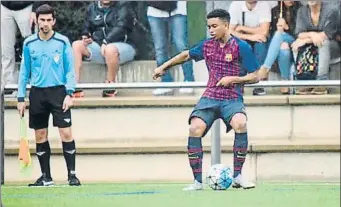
[225,53,233,62]
[53,54,60,63]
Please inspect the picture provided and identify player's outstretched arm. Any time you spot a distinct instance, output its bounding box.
[152,50,191,80]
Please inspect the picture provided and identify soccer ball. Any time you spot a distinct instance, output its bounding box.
[206,164,233,190]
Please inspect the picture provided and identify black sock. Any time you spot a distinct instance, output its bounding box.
[36,141,51,178]
[233,132,248,178]
[62,140,76,175]
[187,137,203,183]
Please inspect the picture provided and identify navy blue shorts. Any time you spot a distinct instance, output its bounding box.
[188,97,247,136]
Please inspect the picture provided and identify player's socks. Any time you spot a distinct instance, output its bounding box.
[187,137,203,183]
[36,141,52,178]
[233,132,248,178]
[62,140,76,175]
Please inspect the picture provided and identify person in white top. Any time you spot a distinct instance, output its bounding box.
[229,0,271,96]
[147,1,194,96]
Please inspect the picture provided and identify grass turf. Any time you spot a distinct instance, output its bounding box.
[2,182,340,207]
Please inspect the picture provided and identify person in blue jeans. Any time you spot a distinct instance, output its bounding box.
[229,1,272,95]
[259,1,301,94]
[147,1,195,96]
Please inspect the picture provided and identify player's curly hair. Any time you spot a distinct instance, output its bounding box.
[206,9,230,23]
[36,4,56,19]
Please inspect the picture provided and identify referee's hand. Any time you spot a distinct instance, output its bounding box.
[62,95,73,112]
[17,102,26,117]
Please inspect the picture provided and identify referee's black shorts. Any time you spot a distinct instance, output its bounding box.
[29,85,72,130]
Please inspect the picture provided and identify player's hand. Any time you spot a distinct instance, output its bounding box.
[152,67,165,80]
[29,12,37,27]
[62,95,73,112]
[101,44,107,57]
[250,34,267,43]
[216,76,238,87]
[235,25,244,33]
[291,39,306,52]
[17,102,26,117]
[82,36,93,46]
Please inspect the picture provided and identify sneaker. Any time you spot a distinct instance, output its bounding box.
[295,87,313,95]
[72,90,85,98]
[253,88,266,96]
[28,174,54,187]
[183,180,203,191]
[232,174,255,189]
[102,90,118,97]
[102,80,118,97]
[68,173,81,186]
[4,90,17,98]
[311,87,328,95]
[179,88,194,95]
[152,88,174,96]
[280,87,290,95]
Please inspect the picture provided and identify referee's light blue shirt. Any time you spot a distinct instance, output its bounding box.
[17,32,76,102]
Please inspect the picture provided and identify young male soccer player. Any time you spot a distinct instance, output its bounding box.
[16,4,81,186]
[153,9,263,191]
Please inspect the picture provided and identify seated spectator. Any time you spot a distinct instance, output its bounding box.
[147,1,195,96]
[229,0,271,96]
[292,0,339,95]
[1,1,42,97]
[259,1,301,94]
[72,1,136,97]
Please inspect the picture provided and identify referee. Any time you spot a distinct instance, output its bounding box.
[17,4,81,187]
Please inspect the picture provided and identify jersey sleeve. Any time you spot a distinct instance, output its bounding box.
[189,39,205,62]
[238,40,259,73]
[17,42,31,102]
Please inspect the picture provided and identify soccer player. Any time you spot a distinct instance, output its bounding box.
[16,4,81,187]
[153,9,263,191]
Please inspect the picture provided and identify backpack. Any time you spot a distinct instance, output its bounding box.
[294,44,319,80]
[147,1,177,13]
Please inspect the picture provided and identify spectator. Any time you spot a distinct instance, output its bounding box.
[1,1,41,97]
[259,1,301,94]
[292,1,339,95]
[229,0,271,96]
[147,1,195,96]
[72,1,136,98]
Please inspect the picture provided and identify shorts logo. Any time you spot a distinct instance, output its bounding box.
[64,118,71,123]
[225,53,233,62]
[53,54,60,63]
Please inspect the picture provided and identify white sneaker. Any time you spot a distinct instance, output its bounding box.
[152,88,174,96]
[4,90,17,98]
[179,88,194,95]
[183,180,204,191]
[232,174,255,189]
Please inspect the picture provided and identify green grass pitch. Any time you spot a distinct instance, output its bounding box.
[2,182,340,207]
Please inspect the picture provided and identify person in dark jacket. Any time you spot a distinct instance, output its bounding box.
[72,0,136,97]
[1,1,42,97]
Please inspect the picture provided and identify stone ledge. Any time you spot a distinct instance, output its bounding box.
[4,94,340,108]
[5,139,339,155]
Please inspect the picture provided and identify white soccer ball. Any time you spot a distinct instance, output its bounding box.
[206,164,233,190]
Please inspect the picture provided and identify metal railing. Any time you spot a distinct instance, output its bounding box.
[0,80,340,193]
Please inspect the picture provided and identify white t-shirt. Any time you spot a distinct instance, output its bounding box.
[147,1,187,18]
[229,1,272,28]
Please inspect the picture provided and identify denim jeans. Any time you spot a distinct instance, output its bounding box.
[263,31,295,80]
[148,14,194,82]
[246,40,268,66]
